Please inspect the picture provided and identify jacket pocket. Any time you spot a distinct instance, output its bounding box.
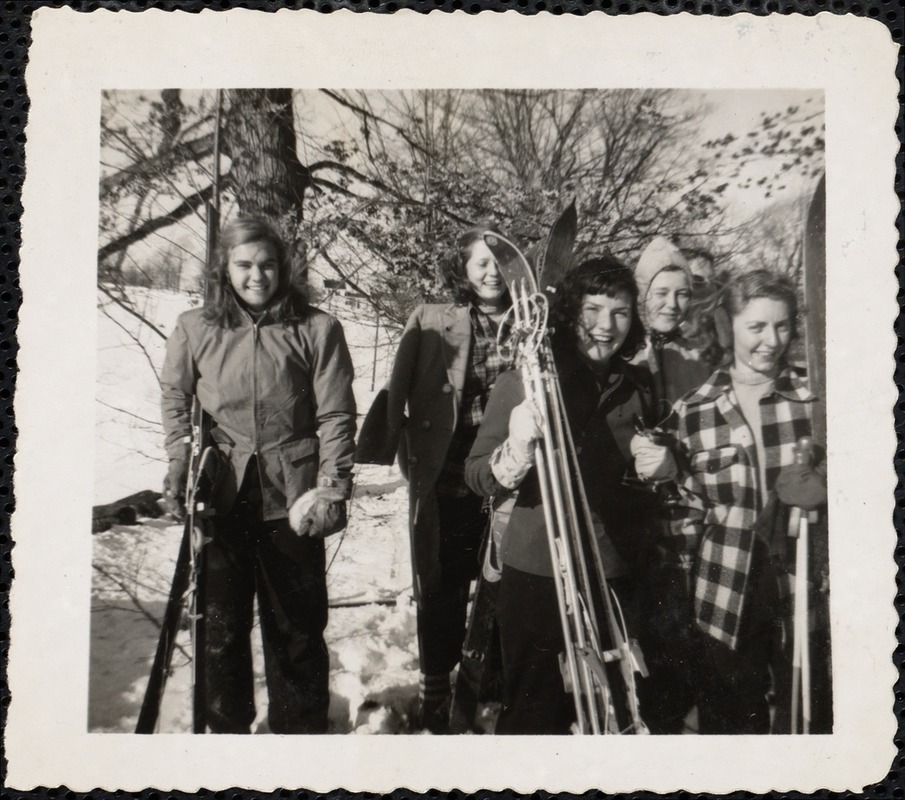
[278,437,320,507]
[689,445,746,506]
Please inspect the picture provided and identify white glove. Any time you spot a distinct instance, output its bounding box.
[288,485,348,537]
[507,399,543,462]
[489,400,543,490]
[630,434,678,483]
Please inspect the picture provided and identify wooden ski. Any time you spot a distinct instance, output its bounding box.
[482,215,645,734]
[135,90,221,734]
[797,172,832,734]
[448,547,502,734]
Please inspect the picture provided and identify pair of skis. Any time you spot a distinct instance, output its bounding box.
[788,173,829,735]
[453,214,645,735]
[135,405,214,734]
[136,91,222,734]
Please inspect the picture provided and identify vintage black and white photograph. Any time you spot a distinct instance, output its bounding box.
[90,86,831,738]
[9,9,898,793]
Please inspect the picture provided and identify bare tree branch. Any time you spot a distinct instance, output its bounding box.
[98,283,169,342]
[320,89,434,159]
[92,563,192,662]
[99,183,213,263]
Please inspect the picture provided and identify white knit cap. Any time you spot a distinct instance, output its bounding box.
[634,236,693,303]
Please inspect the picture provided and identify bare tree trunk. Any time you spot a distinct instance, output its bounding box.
[224,89,312,284]
[225,89,310,220]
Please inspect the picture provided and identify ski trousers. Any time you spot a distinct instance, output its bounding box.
[494,565,574,734]
[636,536,798,735]
[416,492,486,676]
[203,459,330,734]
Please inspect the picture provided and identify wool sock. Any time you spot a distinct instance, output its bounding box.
[419,672,452,705]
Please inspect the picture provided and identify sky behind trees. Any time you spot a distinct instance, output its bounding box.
[98,87,824,323]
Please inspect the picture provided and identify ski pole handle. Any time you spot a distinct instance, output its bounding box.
[794,436,815,467]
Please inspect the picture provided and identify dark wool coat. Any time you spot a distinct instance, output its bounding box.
[465,350,660,578]
[354,303,474,598]
[633,335,711,414]
[161,305,357,521]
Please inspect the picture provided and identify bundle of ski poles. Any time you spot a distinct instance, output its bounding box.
[486,232,645,735]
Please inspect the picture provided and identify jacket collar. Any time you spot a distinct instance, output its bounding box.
[685,365,815,406]
[556,346,642,393]
[238,303,276,328]
[440,304,472,391]
[441,302,471,325]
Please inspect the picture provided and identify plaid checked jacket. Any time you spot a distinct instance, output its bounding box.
[670,366,816,650]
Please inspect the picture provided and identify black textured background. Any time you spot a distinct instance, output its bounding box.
[0,1,902,797]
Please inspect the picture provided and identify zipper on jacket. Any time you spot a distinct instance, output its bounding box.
[250,315,266,504]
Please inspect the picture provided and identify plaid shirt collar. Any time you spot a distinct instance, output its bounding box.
[468,303,508,340]
[434,304,509,497]
[685,365,815,407]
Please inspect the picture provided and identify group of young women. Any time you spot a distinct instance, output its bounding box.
[160,215,828,736]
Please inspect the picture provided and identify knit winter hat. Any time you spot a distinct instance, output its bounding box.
[634,236,693,304]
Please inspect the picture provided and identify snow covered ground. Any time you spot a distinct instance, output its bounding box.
[89,472,428,734]
[90,287,442,734]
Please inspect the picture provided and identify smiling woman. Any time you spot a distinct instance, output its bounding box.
[576,292,633,365]
[354,224,513,733]
[227,240,280,312]
[730,295,795,377]
[666,268,830,735]
[632,237,712,420]
[464,256,666,734]
[159,216,357,734]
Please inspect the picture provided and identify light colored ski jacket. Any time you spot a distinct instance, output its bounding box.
[161,305,356,521]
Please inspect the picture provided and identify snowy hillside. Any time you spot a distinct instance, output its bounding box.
[90,287,455,734]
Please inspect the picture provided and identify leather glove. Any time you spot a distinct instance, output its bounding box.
[630,434,678,483]
[289,478,352,537]
[775,463,827,510]
[507,399,542,464]
[162,458,188,522]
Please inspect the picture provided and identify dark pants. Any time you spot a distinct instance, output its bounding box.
[635,562,700,734]
[495,565,574,735]
[416,492,486,675]
[203,472,329,734]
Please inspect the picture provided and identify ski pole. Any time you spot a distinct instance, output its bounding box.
[790,436,814,734]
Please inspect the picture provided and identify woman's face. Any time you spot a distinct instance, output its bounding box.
[227,240,280,312]
[731,296,793,376]
[465,239,505,309]
[576,290,633,366]
[644,268,691,334]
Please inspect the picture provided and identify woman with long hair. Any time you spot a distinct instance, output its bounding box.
[160,217,357,733]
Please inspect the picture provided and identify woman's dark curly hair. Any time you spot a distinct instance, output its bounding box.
[688,267,800,367]
[550,255,646,362]
[438,224,511,308]
[203,216,309,328]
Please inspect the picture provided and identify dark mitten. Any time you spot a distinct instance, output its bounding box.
[162,458,189,522]
[775,463,827,510]
[306,499,348,538]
